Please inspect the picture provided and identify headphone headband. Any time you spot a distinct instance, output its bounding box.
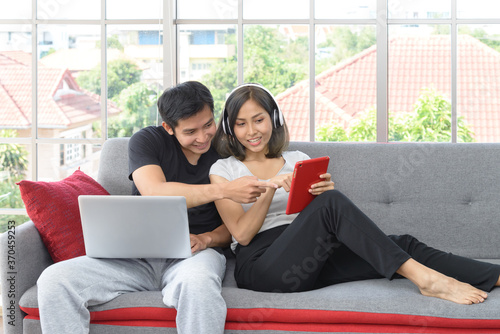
[221,83,284,135]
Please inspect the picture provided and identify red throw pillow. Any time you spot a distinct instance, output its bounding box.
[17,169,110,263]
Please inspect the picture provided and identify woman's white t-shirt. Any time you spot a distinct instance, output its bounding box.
[209,151,310,251]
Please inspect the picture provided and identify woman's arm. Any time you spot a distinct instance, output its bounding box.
[210,174,281,246]
[210,172,292,246]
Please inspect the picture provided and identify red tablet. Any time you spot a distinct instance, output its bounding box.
[285,156,330,215]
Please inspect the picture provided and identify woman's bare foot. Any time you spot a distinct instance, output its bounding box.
[397,259,488,305]
[418,272,487,305]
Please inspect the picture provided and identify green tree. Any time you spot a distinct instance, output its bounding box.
[316,88,475,143]
[316,26,376,74]
[433,25,500,52]
[96,35,125,52]
[460,26,500,52]
[0,130,29,231]
[108,82,158,138]
[202,25,309,119]
[243,26,308,95]
[76,58,141,100]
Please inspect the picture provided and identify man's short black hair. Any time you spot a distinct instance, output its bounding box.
[157,81,214,130]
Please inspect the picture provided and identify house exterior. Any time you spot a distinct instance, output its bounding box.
[0,50,120,180]
[277,35,500,142]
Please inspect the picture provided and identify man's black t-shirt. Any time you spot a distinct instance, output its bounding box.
[128,126,222,235]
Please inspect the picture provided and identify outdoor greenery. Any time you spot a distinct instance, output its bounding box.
[77,58,142,99]
[316,26,376,74]
[108,82,158,138]
[316,88,475,142]
[0,130,29,231]
[202,25,310,120]
[77,58,158,138]
[433,25,500,52]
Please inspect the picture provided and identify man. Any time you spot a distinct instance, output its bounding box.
[37,81,276,333]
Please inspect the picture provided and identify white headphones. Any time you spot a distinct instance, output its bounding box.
[221,83,284,135]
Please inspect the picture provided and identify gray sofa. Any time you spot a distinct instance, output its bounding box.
[2,137,500,333]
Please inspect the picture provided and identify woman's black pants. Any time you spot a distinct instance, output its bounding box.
[234,190,500,293]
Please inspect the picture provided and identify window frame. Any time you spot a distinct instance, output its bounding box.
[1,0,500,218]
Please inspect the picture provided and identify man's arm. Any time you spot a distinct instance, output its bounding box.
[132,164,278,208]
[190,224,232,253]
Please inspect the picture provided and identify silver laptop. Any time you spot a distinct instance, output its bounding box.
[78,195,192,258]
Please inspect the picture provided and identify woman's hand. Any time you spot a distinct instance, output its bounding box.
[309,173,335,196]
[270,173,293,192]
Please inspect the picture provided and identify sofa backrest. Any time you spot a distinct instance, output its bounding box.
[97,137,133,195]
[289,141,500,259]
[97,138,500,259]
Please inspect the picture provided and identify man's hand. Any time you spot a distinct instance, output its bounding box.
[190,233,211,253]
[223,176,278,203]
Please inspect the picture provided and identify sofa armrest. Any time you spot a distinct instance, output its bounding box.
[0,221,53,334]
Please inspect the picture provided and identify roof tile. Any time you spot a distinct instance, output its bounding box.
[0,51,120,130]
[278,35,500,142]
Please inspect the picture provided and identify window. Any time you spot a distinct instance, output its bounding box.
[1,0,500,229]
[191,31,215,45]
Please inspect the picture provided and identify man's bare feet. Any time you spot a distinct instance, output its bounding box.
[397,259,488,305]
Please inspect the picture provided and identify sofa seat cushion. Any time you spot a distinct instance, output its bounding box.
[221,259,500,332]
[20,259,500,333]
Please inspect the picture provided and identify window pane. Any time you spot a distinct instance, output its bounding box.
[0,25,32,137]
[37,0,100,20]
[388,25,455,142]
[107,0,162,20]
[458,24,500,142]
[106,25,163,138]
[388,0,451,19]
[178,24,237,118]
[0,215,31,233]
[244,0,309,20]
[0,1,31,19]
[315,0,376,19]
[177,0,237,19]
[242,25,309,141]
[38,143,100,181]
[315,25,377,142]
[458,0,500,19]
[37,25,102,139]
[0,142,31,213]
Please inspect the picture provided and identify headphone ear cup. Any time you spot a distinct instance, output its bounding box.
[273,108,284,128]
[222,109,232,135]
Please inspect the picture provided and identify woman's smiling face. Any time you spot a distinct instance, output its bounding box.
[233,98,273,156]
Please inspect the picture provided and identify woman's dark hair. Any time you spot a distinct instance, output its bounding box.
[214,84,289,160]
[157,81,214,130]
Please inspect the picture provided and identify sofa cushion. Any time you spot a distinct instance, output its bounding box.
[17,169,110,263]
[19,259,500,333]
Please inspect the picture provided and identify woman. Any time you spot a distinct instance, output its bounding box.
[209,83,500,305]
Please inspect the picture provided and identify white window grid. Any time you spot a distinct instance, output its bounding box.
[1,0,499,216]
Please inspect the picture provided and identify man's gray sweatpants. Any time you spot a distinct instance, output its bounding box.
[37,248,227,334]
